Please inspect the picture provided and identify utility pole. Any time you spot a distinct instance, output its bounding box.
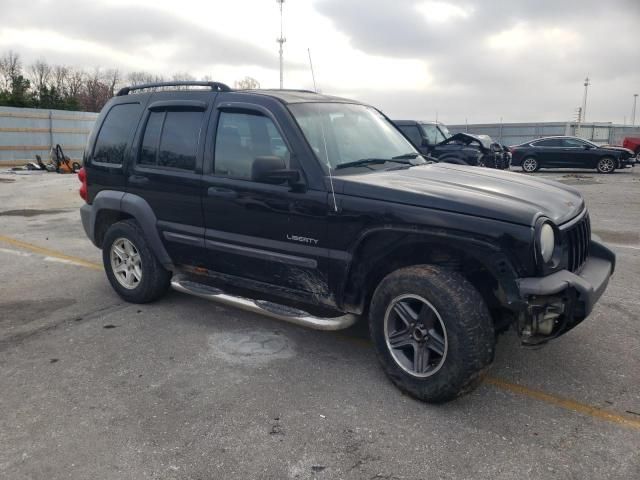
[581,76,590,124]
[632,93,638,127]
[276,0,286,89]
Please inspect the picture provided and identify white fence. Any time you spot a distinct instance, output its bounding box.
[0,106,98,165]
[447,121,640,147]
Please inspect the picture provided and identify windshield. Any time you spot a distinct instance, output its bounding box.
[421,123,450,144]
[289,103,418,173]
[438,124,452,140]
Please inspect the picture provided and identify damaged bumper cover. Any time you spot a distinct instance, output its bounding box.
[516,240,615,344]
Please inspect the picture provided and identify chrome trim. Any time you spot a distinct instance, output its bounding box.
[171,276,358,331]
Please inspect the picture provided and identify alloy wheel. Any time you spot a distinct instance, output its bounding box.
[384,294,448,377]
[522,158,538,172]
[110,238,142,289]
[597,157,615,173]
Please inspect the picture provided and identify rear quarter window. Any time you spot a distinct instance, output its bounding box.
[92,103,142,165]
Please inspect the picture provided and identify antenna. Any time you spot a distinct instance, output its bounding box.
[307,48,318,92]
[276,0,286,89]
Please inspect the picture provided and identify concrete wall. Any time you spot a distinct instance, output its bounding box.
[0,106,98,165]
[447,121,640,147]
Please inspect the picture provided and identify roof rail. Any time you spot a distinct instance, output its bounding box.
[116,81,231,96]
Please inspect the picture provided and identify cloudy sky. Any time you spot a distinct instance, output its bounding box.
[2,0,639,123]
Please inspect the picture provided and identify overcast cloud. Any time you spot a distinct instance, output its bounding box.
[1,0,638,123]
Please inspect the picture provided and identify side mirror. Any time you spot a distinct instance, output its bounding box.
[252,156,302,187]
[421,138,431,147]
[583,144,592,150]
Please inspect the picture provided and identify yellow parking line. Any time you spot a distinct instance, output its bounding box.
[485,376,640,430]
[1,234,638,430]
[0,235,102,271]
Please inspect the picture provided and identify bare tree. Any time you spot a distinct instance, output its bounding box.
[29,59,52,92]
[0,51,22,90]
[103,68,120,96]
[53,65,69,94]
[127,71,165,86]
[234,76,260,90]
[66,67,85,98]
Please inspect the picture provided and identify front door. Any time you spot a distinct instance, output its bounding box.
[201,105,331,295]
[560,138,595,168]
[126,95,211,266]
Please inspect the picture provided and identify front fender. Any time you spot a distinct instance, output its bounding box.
[338,226,524,313]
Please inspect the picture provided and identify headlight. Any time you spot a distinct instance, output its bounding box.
[539,223,555,263]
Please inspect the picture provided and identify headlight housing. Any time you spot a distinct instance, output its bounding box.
[538,221,555,264]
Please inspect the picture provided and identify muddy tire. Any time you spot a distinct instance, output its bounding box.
[102,219,171,303]
[369,265,495,403]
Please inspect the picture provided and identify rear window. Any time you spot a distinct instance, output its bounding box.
[398,125,423,147]
[138,110,203,171]
[93,103,141,165]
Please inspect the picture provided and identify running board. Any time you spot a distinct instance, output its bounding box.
[170,276,359,331]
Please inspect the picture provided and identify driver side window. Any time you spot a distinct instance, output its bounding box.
[214,111,290,181]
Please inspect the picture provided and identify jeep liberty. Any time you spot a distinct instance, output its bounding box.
[79,81,615,402]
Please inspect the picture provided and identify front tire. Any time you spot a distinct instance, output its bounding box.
[521,157,539,172]
[102,219,171,303]
[596,156,616,174]
[369,265,495,403]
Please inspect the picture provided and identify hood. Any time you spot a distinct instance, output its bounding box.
[336,163,584,226]
[440,132,494,150]
[600,145,634,155]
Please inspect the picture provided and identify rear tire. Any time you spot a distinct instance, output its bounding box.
[596,156,616,174]
[102,219,171,303]
[521,157,539,172]
[369,265,495,403]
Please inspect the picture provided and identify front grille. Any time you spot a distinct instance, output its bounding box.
[564,212,591,272]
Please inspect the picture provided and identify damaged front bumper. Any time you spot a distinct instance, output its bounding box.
[515,240,615,345]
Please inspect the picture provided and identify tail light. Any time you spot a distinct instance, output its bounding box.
[78,167,88,202]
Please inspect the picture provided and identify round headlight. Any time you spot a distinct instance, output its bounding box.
[539,223,555,263]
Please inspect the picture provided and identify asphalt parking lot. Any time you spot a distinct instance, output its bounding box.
[1,167,639,480]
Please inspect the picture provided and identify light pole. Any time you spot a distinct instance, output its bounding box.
[276,0,286,89]
[581,76,590,124]
[632,94,638,127]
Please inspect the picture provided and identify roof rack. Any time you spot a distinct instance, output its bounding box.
[116,81,231,96]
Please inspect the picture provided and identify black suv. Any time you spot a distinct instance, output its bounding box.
[393,120,510,169]
[79,81,615,403]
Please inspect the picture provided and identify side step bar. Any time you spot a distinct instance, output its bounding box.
[171,276,359,331]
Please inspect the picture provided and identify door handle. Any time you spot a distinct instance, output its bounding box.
[128,174,149,186]
[207,186,237,199]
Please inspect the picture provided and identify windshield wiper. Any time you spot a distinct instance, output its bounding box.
[391,153,421,160]
[334,158,411,170]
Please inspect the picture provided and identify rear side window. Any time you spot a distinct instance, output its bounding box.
[398,125,422,147]
[533,139,561,147]
[138,110,203,171]
[93,103,141,164]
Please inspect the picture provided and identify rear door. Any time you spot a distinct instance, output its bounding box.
[531,138,563,166]
[126,94,212,267]
[200,101,331,294]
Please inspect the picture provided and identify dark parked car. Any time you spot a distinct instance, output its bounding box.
[79,81,615,403]
[510,136,635,173]
[393,120,510,169]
